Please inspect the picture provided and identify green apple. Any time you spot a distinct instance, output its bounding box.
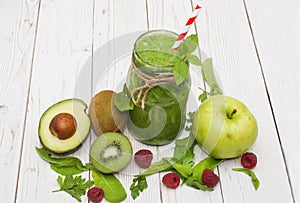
[192,95,258,159]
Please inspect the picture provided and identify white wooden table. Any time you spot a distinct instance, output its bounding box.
[1,0,299,202]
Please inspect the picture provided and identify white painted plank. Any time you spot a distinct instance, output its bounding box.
[245,0,299,201]
[16,0,93,202]
[194,0,294,202]
[0,0,40,202]
[93,0,161,203]
[147,0,223,202]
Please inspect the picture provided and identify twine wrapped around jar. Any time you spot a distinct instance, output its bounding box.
[130,61,175,109]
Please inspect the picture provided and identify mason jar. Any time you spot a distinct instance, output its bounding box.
[126,30,191,145]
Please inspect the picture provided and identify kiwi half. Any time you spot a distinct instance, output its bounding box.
[90,132,133,173]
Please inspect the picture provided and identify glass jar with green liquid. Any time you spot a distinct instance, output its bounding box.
[126,30,191,145]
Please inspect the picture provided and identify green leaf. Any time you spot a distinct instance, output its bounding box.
[139,158,172,176]
[113,84,134,112]
[130,176,148,200]
[179,34,199,55]
[92,169,127,202]
[173,60,189,85]
[192,157,223,183]
[187,54,202,66]
[35,147,88,175]
[198,91,208,102]
[173,133,196,166]
[164,158,193,179]
[201,58,223,96]
[53,175,94,202]
[186,176,214,191]
[232,168,260,190]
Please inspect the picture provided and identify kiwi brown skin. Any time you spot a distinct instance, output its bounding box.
[89,90,128,136]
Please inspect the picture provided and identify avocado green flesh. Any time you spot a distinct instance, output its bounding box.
[90,132,133,174]
[38,99,90,154]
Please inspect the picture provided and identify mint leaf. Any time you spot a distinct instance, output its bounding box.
[232,168,260,190]
[53,175,94,202]
[187,54,202,66]
[114,84,134,111]
[173,60,189,85]
[179,34,199,55]
[35,147,88,175]
[130,176,148,200]
[201,58,223,96]
[92,169,127,202]
[198,91,208,102]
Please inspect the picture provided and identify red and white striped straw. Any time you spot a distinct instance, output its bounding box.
[172,3,204,50]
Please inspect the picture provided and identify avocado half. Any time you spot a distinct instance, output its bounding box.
[38,99,91,154]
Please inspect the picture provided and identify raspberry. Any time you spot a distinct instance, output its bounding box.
[202,169,220,188]
[87,187,104,203]
[241,152,257,169]
[162,173,181,189]
[134,149,153,168]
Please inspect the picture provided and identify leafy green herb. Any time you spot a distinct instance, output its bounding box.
[173,59,189,85]
[173,133,196,166]
[139,158,172,177]
[187,54,202,66]
[186,176,213,191]
[92,169,127,202]
[201,58,223,96]
[164,158,193,179]
[35,147,88,175]
[113,84,134,111]
[192,157,223,182]
[232,168,260,190]
[179,34,199,55]
[53,175,93,202]
[130,176,148,200]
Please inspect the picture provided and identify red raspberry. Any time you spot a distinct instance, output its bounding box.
[241,152,257,169]
[162,173,181,189]
[87,187,104,203]
[134,149,153,168]
[202,169,220,188]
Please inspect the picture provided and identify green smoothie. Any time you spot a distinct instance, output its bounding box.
[127,30,190,145]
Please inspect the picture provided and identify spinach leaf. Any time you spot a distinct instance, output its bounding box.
[92,169,127,202]
[173,133,196,166]
[164,158,193,179]
[113,84,134,112]
[139,158,172,176]
[130,176,148,200]
[53,175,93,202]
[232,168,260,190]
[35,147,88,175]
[192,157,223,182]
[186,176,213,191]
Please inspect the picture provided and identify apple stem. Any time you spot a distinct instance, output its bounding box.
[228,109,237,119]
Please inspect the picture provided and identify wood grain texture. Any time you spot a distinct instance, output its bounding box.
[245,0,299,201]
[15,0,93,202]
[93,0,161,202]
[0,0,40,202]
[194,0,293,202]
[147,0,223,202]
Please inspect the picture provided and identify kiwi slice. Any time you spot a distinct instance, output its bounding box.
[90,132,133,173]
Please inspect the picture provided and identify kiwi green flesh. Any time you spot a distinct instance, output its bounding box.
[90,132,133,174]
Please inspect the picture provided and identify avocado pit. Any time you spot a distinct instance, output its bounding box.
[49,113,77,140]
